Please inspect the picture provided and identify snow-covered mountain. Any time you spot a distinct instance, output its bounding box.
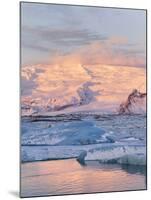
[21,64,146,115]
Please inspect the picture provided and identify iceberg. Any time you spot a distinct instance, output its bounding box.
[77,145,146,166]
[22,120,114,146]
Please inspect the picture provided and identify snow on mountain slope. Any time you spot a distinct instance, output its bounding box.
[21,64,146,115]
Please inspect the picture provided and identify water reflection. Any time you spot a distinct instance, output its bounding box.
[21,159,146,197]
[121,164,146,176]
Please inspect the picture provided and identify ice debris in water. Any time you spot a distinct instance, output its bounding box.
[22,121,114,146]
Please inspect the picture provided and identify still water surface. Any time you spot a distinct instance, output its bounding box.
[21,159,146,197]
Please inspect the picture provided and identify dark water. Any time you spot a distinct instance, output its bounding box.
[21,159,146,197]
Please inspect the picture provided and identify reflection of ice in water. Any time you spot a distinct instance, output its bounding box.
[21,159,146,197]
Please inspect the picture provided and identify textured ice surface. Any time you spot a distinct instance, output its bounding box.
[84,145,146,165]
[22,121,110,146]
[21,113,146,164]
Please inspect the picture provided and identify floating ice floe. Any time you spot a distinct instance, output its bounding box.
[22,121,114,146]
[77,145,146,166]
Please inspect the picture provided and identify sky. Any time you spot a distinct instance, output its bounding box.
[21,2,146,67]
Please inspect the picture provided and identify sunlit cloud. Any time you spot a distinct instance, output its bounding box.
[50,40,145,68]
[21,3,146,66]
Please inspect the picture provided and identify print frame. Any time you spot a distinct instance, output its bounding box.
[20,1,147,198]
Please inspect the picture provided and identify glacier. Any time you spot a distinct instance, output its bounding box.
[21,64,146,116]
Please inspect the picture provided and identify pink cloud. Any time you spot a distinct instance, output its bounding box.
[50,39,145,68]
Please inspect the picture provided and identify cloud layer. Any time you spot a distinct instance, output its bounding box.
[49,40,146,68]
[21,3,146,66]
